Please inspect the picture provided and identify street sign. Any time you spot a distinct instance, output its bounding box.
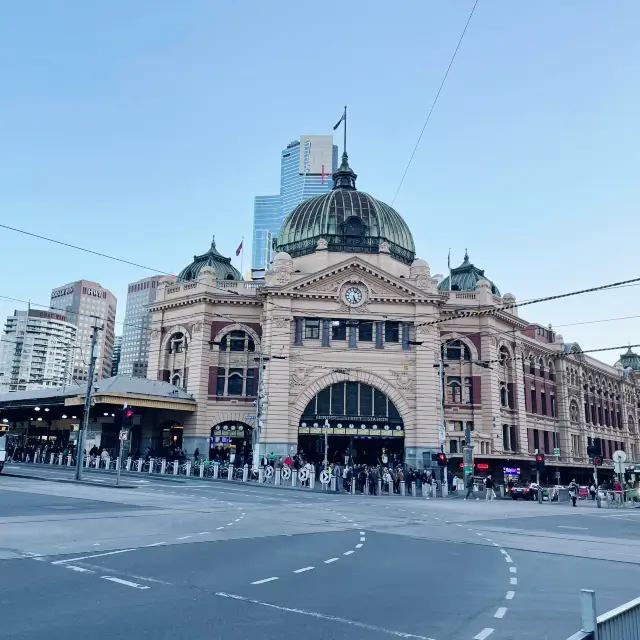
[553,447,560,456]
[613,450,627,464]
[438,426,446,442]
[119,430,129,441]
[245,415,257,420]
[614,461,625,476]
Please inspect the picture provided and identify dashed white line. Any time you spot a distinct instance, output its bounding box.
[145,542,166,547]
[510,567,517,574]
[226,522,234,526]
[494,607,507,619]
[492,543,499,547]
[510,577,518,585]
[101,576,150,590]
[343,550,355,556]
[251,577,279,585]
[178,536,192,540]
[293,566,314,573]
[216,526,225,530]
[360,536,366,542]
[66,565,94,573]
[198,532,210,535]
[324,558,339,564]
[473,629,494,640]
[506,591,515,600]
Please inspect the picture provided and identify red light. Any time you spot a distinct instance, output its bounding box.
[477,463,489,470]
[125,409,133,417]
[535,455,543,461]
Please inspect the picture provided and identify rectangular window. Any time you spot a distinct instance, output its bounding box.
[331,320,347,340]
[346,381,359,415]
[541,391,547,415]
[507,383,515,409]
[374,389,387,416]
[227,368,243,395]
[533,429,540,452]
[464,377,473,404]
[384,321,399,343]
[530,388,537,414]
[446,377,461,403]
[246,369,255,396]
[358,321,373,342]
[510,426,517,452]
[317,387,331,414]
[216,368,225,396]
[359,383,372,415]
[304,319,320,340]
[449,440,458,454]
[550,395,556,418]
[332,382,345,415]
[503,424,510,451]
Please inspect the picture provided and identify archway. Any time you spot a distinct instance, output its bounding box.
[297,381,405,467]
[210,421,253,465]
[158,419,185,457]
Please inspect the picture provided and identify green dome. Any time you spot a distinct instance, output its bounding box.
[619,347,640,371]
[275,152,415,265]
[177,237,242,282]
[438,252,501,296]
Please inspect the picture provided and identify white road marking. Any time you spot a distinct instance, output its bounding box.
[494,607,507,619]
[356,543,363,549]
[343,550,355,556]
[146,542,166,547]
[506,591,515,600]
[510,577,518,585]
[32,557,45,561]
[227,522,234,526]
[251,577,279,585]
[216,527,224,530]
[510,567,517,573]
[101,576,150,589]
[475,532,483,536]
[473,629,494,640]
[198,532,210,535]
[558,526,588,530]
[360,537,366,542]
[360,531,365,535]
[215,592,435,640]
[324,558,339,564]
[177,536,192,540]
[52,548,136,565]
[66,565,94,573]
[293,566,314,573]
[492,543,499,547]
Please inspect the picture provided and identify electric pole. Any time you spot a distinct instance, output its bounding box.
[75,318,101,481]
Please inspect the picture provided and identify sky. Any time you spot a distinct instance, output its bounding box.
[1,1,639,365]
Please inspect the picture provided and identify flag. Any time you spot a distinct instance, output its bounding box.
[447,249,451,271]
[236,241,243,257]
[333,112,345,130]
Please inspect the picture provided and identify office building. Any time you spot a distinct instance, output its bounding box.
[251,135,338,272]
[0,309,77,392]
[118,275,168,378]
[49,280,117,382]
[111,335,122,376]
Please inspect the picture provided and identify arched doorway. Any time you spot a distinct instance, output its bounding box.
[298,381,404,466]
[158,420,184,456]
[210,421,253,465]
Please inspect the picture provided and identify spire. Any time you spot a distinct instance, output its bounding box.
[210,235,217,250]
[463,249,469,263]
[332,151,358,190]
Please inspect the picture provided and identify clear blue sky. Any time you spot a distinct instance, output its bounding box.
[1,1,639,364]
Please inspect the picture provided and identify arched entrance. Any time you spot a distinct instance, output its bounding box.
[210,421,253,465]
[157,420,184,457]
[298,381,404,466]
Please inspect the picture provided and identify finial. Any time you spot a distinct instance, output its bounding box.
[463,249,469,262]
[211,235,216,249]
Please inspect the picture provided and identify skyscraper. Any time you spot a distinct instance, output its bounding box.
[111,335,122,376]
[118,275,168,378]
[251,134,338,272]
[49,280,117,382]
[0,309,77,392]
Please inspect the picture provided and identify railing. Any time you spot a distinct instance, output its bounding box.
[567,590,640,640]
[164,280,264,297]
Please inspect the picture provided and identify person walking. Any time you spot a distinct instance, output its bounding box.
[589,481,596,501]
[568,479,578,507]
[464,473,477,500]
[485,476,495,501]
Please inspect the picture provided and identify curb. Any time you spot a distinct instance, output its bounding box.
[3,470,138,489]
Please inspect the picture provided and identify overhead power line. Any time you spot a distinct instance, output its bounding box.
[391,0,480,206]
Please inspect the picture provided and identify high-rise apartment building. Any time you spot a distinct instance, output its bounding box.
[49,280,117,382]
[111,335,122,376]
[0,309,77,392]
[251,135,338,272]
[119,275,168,378]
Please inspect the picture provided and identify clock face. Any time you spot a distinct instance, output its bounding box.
[345,286,363,305]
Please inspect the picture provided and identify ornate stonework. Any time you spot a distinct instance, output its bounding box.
[316,238,328,250]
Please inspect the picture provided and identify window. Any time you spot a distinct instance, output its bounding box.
[304,319,320,340]
[539,360,545,379]
[171,373,182,387]
[446,377,462,403]
[510,426,517,452]
[358,321,373,342]
[541,391,547,415]
[503,424,510,451]
[464,377,473,404]
[500,383,507,407]
[344,216,364,237]
[331,320,347,340]
[444,340,471,361]
[449,440,458,454]
[529,359,536,375]
[384,322,399,343]
[533,429,540,452]
[570,401,579,422]
[227,368,243,395]
[507,383,515,409]
[169,332,186,354]
[530,388,537,413]
[216,329,257,397]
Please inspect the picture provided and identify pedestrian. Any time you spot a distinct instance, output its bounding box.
[464,473,477,500]
[333,461,341,492]
[485,476,495,501]
[568,479,578,507]
[614,477,623,505]
[589,481,596,501]
[194,447,200,462]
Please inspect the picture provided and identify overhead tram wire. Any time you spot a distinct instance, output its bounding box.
[391,0,480,206]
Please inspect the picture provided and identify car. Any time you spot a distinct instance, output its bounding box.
[510,483,539,501]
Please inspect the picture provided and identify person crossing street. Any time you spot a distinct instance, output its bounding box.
[484,475,495,501]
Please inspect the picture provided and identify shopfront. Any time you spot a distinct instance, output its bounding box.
[210,421,252,464]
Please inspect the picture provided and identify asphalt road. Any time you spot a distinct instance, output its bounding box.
[2,466,639,640]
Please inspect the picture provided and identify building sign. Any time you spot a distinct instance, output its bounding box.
[298,424,404,438]
[316,415,391,423]
[503,466,520,475]
[51,286,74,299]
[30,310,66,321]
[212,424,245,438]
[82,287,107,299]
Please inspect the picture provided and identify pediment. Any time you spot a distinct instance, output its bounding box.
[275,257,435,302]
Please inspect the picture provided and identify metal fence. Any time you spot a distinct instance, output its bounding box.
[566,590,640,640]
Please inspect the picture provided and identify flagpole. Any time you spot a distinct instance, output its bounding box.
[240,235,244,279]
[343,105,347,154]
[448,248,452,292]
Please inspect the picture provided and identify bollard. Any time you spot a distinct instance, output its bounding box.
[275,468,281,486]
[186,461,191,476]
[243,464,249,482]
[213,463,219,479]
[148,458,154,473]
[378,479,382,496]
[126,457,132,471]
[351,477,356,495]
[94,457,100,469]
[309,471,315,490]
[50,453,55,465]
[160,460,166,474]
[412,482,416,497]
[173,461,179,475]
[199,463,205,478]
[365,478,369,495]
[258,467,264,483]
[85,455,90,468]
[115,458,120,471]
[292,470,298,487]
[57,453,62,465]
[136,458,143,472]
[330,476,336,492]
[400,481,406,496]
[227,464,233,481]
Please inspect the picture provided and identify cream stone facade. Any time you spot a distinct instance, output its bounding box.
[147,154,640,482]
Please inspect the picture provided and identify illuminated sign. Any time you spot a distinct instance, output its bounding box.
[51,286,74,299]
[504,466,520,475]
[476,463,489,470]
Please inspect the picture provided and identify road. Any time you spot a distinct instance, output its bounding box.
[1,464,639,640]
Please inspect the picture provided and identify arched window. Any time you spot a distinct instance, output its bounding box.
[215,329,258,397]
[171,373,182,387]
[569,400,579,423]
[538,358,545,379]
[169,332,186,354]
[529,357,536,375]
[499,346,510,365]
[500,383,507,407]
[443,340,471,362]
[344,216,364,237]
[629,416,636,434]
[446,378,462,403]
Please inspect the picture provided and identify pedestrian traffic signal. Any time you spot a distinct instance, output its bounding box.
[587,438,602,457]
[436,452,448,467]
[592,455,603,467]
[118,407,135,428]
[535,453,545,471]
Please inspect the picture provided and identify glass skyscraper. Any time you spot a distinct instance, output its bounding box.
[251,135,338,273]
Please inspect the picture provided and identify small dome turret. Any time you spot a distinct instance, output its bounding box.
[177,236,242,282]
[437,251,500,296]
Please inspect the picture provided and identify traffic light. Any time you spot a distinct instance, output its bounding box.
[535,453,545,471]
[123,408,134,428]
[592,455,603,467]
[587,438,602,458]
[436,452,448,467]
